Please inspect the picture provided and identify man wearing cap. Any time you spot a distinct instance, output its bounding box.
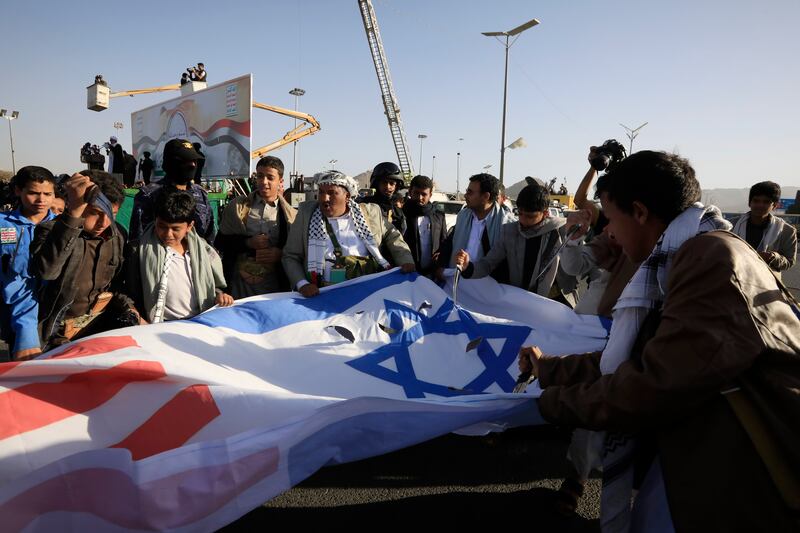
[282,170,415,298]
[192,143,206,185]
[129,139,215,244]
[358,161,407,234]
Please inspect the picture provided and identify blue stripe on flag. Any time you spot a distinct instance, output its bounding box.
[286,398,540,485]
[191,271,416,334]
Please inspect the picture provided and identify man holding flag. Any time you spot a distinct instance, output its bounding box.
[282,170,415,297]
[520,151,800,531]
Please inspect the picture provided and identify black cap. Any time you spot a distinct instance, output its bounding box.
[163,139,204,162]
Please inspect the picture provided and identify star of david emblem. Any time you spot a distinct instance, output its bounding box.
[346,298,532,398]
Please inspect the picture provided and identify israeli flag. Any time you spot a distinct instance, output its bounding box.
[0,270,608,532]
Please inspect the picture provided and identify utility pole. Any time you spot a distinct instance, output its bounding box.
[620,122,648,155]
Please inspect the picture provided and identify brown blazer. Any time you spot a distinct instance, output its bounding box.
[537,231,800,532]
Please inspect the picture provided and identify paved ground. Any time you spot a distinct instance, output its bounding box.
[220,426,601,531]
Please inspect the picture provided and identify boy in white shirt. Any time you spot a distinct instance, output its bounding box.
[125,190,233,323]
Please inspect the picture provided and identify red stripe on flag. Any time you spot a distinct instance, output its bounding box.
[51,336,140,360]
[0,336,139,378]
[0,446,280,532]
[0,361,23,378]
[0,360,166,441]
[111,384,221,460]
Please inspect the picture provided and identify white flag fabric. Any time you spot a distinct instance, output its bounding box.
[0,270,608,532]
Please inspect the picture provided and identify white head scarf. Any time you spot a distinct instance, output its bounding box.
[315,171,358,197]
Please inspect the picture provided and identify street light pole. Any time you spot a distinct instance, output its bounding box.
[482,18,539,185]
[432,155,436,180]
[456,152,461,196]
[499,35,510,183]
[289,88,305,177]
[0,110,19,175]
[329,159,338,170]
[417,134,427,175]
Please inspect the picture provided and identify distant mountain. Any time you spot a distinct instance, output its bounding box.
[505,177,799,214]
[701,187,799,213]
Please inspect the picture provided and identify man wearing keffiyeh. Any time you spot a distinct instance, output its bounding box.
[519,151,800,532]
[282,170,415,298]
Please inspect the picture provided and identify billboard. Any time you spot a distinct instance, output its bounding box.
[131,74,252,180]
[777,198,796,212]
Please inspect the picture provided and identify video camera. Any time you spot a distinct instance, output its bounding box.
[590,139,626,172]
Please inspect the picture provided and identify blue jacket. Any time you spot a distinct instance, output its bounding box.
[0,209,55,352]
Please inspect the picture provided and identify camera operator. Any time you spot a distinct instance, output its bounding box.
[189,63,206,82]
[574,140,625,229]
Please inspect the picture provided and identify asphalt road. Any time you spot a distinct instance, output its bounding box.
[220,426,601,531]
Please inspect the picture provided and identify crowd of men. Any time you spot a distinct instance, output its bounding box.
[0,140,798,530]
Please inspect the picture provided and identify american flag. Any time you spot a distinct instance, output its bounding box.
[0,271,608,531]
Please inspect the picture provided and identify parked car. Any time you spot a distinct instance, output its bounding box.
[434,200,465,231]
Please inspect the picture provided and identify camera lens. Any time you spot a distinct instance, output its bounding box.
[590,153,611,171]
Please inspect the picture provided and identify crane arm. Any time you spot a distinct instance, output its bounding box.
[110,84,182,98]
[250,102,321,160]
[358,0,414,178]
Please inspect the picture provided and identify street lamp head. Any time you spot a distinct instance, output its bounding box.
[508,18,539,36]
[418,134,427,139]
[11,111,18,119]
[482,18,539,38]
[0,110,6,117]
[289,88,305,96]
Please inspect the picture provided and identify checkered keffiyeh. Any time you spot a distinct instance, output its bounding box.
[598,204,731,533]
[306,200,389,284]
[314,171,359,197]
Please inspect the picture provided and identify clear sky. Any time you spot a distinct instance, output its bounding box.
[1,0,798,193]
